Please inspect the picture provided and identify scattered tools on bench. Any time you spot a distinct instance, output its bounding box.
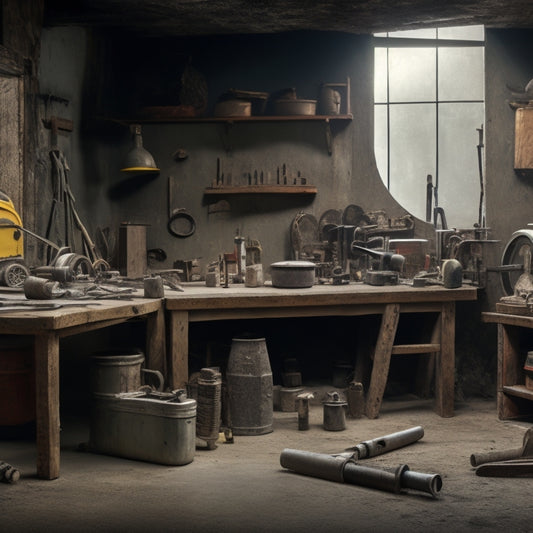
[280,426,442,497]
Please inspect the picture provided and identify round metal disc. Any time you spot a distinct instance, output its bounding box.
[501,231,533,296]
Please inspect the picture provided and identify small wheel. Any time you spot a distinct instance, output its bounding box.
[2,262,30,287]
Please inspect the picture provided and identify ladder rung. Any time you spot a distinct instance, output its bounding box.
[391,343,440,355]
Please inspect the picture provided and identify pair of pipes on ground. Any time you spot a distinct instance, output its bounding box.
[280,426,442,497]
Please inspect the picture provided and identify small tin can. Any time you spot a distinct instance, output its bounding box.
[323,391,347,431]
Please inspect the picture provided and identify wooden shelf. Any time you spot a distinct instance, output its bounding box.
[111,113,353,154]
[484,309,533,419]
[502,384,533,401]
[114,114,353,125]
[204,185,317,195]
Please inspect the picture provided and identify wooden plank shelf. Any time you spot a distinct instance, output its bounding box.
[391,343,440,355]
[204,185,317,195]
[114,114,353,125]
[483,308,533,419]
[502,385,533,401]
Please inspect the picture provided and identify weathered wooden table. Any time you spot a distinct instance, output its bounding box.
[166,282,477,420]
[0,293,165,479]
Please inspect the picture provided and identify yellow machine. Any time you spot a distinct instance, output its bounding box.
[0,190,30,287]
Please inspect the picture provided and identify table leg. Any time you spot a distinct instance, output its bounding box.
[34,332,60,480]
[365,304,400,419]
[145,306,167,383]
[435,301,455,417]
[168,311,189,389]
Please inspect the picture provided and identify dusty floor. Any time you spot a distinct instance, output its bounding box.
[0,395,532,532]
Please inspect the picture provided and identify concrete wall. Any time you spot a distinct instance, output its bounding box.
[38,26,533,398]
[39,29,431,276]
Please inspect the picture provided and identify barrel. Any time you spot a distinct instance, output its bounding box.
[0,336,35,426]
[226,337,273,435]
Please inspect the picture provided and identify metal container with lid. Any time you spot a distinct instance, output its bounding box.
[226,337,273,435]
[90,390,196,466]
[323,391,347,431]
[274,99,316,116]
[270,260,316,288]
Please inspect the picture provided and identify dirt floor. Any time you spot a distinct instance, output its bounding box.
[0,394,532,532]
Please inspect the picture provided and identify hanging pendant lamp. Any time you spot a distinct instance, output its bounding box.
[120,124,159,174]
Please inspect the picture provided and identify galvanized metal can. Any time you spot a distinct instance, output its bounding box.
[323,391,347,431]
[226,337,273,435]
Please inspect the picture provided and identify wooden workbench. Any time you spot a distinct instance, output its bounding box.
[483,302,533,419]
[0,292,165,480]
[165,282,477,419]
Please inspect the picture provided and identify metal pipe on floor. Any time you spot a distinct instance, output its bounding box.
[351,426,425,459]
[280,448,442,497]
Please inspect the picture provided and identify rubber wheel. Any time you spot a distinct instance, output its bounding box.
[501,235,533,296]
[2,262,30,287]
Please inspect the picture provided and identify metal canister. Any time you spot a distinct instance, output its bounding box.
[226,337,273,435]
[144,275,164,297]
[323,391,347,431]
[280,387,304,412]
[196,367,222,449]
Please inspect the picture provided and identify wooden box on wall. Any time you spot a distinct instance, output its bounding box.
[514,107,533,172]
[118,223,147,278]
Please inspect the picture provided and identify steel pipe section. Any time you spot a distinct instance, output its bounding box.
[280,448,442,497]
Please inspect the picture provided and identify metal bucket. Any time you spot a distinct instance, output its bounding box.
[90,349,145,396]
[226,337,273,435]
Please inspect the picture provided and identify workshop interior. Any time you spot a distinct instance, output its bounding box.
[2,1,533,530]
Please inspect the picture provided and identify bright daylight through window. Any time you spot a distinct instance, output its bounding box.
[374,26,485,229]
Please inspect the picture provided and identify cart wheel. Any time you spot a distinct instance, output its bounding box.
[2,262,30,287]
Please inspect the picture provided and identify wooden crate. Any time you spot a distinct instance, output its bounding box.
[119,223,147,278]
[515,107,533,171]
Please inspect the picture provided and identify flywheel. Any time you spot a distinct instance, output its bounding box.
[500,228,533,296]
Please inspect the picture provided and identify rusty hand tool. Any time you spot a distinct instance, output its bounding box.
[470,427,533,467]
[475,458,533,477]
[351,244,405,272]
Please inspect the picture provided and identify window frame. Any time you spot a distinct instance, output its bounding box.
[373,29,485,226]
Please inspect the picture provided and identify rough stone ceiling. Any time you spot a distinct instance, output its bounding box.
[44,0,533,36]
